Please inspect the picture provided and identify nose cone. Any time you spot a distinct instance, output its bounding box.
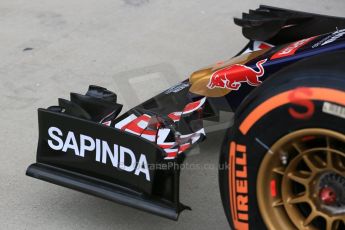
[189,67,230,97]
[188,49,267,97]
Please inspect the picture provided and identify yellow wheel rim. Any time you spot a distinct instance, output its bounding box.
[257,129,345,230]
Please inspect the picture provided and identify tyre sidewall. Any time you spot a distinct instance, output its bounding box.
[219,75,345,230]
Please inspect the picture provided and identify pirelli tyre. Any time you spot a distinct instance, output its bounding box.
[219,51,345,230]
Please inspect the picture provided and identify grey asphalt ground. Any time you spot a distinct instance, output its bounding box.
[1,0,344,229]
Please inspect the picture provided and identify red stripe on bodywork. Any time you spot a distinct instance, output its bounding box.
[271,36,317,60]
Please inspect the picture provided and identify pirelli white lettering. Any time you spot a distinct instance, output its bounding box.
[47,126,151,181]
[322,102,345,119]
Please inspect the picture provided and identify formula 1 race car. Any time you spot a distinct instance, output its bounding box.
[27,6,345,230]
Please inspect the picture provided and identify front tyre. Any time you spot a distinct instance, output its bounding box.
[219,53,345,230]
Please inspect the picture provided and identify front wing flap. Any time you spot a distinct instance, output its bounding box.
[26,84,216,220]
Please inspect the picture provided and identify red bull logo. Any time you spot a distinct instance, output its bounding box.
[207,59,267,90]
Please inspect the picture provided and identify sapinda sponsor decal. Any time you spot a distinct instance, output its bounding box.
[47,126,151,181]
[229,142,249,230]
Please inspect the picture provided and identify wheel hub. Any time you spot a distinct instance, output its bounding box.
[257,129,345,230]
[317,172,345,215]
[319,186,337,206]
